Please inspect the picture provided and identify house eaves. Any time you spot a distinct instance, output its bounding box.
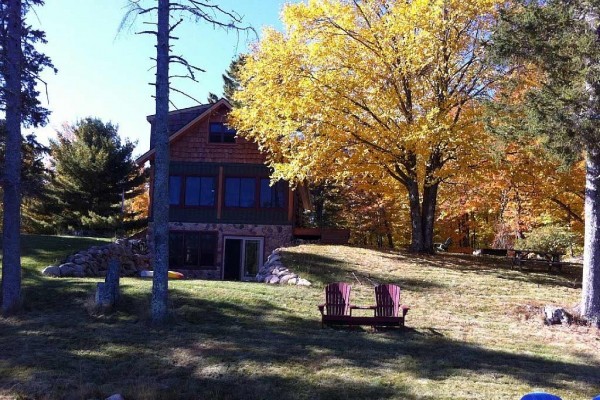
[135,98,232,165]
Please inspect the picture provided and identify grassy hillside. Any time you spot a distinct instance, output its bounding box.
[0,238,598,399]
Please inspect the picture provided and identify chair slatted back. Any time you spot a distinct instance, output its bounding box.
[325,282,351,316]
[374,284,400,317]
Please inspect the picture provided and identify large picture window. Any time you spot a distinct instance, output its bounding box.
[260,179,285,208]
[169,231,217,269]
[209,122,236,143]
[225,177,256,207]
[185,176,215,206]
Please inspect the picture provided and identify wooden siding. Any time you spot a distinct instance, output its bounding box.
[170,106,265,164]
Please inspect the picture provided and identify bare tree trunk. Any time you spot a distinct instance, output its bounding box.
[1,0,23,316]
[150,0,170,325]
[582,148,600,326]
[581,10,600,326]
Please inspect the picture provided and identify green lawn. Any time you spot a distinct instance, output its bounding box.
[1,236,599,399]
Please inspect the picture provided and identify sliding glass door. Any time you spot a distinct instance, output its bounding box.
[223,237,264,280]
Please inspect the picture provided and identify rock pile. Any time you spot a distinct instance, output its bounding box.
[42,239,151,278]
[543,305,573,325]
[256,250,311,286]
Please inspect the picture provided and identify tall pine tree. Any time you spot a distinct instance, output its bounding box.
[489,0,600,324]
[0,0,54,315]
[47,118,146,234]
[207,54,245,106]
[122,0,253,324]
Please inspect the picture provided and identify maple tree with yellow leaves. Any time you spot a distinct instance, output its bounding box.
[231,0,504,253]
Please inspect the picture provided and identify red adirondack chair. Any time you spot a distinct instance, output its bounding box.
[317,282,355,327]
[318,282,410,328]
[373,284,410,327]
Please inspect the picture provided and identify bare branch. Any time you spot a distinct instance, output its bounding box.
[170,86,203,104]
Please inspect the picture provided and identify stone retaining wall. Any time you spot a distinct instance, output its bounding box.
[42,239,151,278]
[256,249,311,286]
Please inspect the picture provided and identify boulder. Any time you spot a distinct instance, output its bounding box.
[279,274,297,284]
[267,254,281,263]
[268,275,280,284]
[58,263,79,277]
[42,265,61,277]
[297,278,312,287]
[544,306,572,325]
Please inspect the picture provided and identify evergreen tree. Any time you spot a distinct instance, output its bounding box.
[0,0,55,127]
[0,121,50,232]
[207,54,245,106]
[47,118,146,234]
[1,0,54,315]
[489,0,600,323]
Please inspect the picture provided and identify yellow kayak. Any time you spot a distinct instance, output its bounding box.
[140,270,185,279]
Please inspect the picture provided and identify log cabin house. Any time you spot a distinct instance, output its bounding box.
[136,99,296,280]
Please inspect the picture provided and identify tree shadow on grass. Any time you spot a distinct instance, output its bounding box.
[0,285,416,399]
[2,275,598,399]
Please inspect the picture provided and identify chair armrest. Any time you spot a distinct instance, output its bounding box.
[401,305,410,317]
[317,304,325,316]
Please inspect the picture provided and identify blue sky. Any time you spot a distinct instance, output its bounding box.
[27,0,291,157]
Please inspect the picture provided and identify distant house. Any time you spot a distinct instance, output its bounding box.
[136,99,295,280]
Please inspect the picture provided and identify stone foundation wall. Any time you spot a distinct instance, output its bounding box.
[149,222,293,280]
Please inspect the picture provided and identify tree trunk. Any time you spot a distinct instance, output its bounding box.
[405,178,439,253]
[383,218,394,248]
[1,0,23,316]
[581,148,600,326]
[406,180,424,252]
[2,0,23,315]
[150,0,170,325]
[421,182,439,253]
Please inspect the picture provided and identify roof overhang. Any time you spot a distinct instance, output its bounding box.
[135,98,232,165]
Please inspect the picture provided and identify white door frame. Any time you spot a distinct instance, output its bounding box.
[222,236,264,281]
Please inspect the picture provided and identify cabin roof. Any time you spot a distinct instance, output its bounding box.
[136,98,232,165]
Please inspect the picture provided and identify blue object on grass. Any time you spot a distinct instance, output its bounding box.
[520,393,562,400]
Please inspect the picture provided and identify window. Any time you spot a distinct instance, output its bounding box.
[169,176,182,205]
[260,179,285,208]
[209,122,236,143]
[185,176,215,206]
[225,177,255,207]
[169,231,217,269]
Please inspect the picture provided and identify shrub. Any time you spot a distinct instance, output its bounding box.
[516,225,582,254]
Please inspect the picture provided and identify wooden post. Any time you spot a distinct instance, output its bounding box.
[217,166,224,219]
[106,259,120,304]
[287,187,294,222]
[95,259,121,309]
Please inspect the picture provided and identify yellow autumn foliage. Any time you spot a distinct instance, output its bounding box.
[231,0,503,251]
